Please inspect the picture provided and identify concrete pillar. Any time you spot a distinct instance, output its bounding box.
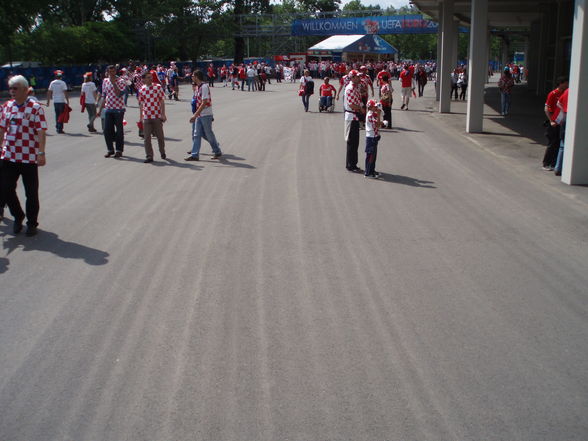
[466,0,488,133]
[452,20,459,68]
[562,0,588,185]
[439,0,455,113]
[436,2,443,101]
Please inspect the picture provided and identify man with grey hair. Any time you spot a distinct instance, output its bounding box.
[0,75,47,236]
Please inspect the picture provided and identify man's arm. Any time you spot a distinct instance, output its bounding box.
[64,88,70,105]
[46,90,52,106]
[160,93,166,122]
[36,130,46,166]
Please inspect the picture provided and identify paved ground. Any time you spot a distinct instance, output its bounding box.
[1,79,587,441]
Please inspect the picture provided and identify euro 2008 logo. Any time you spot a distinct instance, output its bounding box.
[363,19,379,34]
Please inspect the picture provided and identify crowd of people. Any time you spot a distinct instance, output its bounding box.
[0,56,572,237]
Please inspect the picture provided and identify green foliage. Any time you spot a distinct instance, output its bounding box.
[0,0,442,64]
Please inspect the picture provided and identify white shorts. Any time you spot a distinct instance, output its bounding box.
[401,87,412,98]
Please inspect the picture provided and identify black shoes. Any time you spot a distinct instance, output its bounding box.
[25,225,38,237]
[161,153,167,160]
[144,157,153,163]
[211,153,222,159]
[114,152,123,158]
[105,151,114,158]
[13,215,25,234]
[184,155,199,161]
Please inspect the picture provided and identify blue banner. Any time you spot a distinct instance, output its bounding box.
[292,15,438,36]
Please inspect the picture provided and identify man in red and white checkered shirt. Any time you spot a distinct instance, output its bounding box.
[138,71,167,163]
[343,70,364,172]
[0,75,47,236]
[97,65,126,158]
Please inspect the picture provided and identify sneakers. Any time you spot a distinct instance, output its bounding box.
[364,173,380,179]
[542,166,554,171]
[114,151,123,158]
[184,155,199,161]
[400,104,406,110]
[211,153,222,159]
[161,153,167,160]
[13,215,25,234]
[144,157,153,163]
[25,225,38,237]
[105,151,115,158]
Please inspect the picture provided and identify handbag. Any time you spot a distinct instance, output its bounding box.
[298,89,305,96]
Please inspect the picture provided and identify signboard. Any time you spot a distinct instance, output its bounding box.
[292,14,438,36]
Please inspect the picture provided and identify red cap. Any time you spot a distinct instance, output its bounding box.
[367,99,377,108]
[348,69,359,77]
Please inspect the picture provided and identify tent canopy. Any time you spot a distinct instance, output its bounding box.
[308,34,397,55]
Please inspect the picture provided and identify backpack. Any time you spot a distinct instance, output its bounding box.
[304,80,314,95]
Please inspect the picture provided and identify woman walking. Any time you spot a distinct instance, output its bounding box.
[498,67,515,116]
[81,73,98,132]
[299,69,314,112]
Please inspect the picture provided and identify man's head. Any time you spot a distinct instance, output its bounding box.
[54,70,63,78]
[142,71,153,86]
[107,65,117,77]
[323,77,330,84]
[556,76,569,90]
[192,70,204,84]
[367,99,378,111]
[349,70,360,84]
[8,75,29,102]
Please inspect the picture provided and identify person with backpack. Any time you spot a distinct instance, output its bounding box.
[299,69,314,112]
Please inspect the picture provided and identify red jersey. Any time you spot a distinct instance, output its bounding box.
[400,69,413,88]
[320,84,336,97]
[545,88,564,122]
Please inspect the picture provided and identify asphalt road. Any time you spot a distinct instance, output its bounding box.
[1,80,587,441]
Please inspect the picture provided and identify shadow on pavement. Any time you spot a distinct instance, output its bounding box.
[378,173,436,188]
[1,227,109,266]
[0,257,8,274]
[208,154,256,169]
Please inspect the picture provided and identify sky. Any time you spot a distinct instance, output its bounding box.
[340,0,411,8]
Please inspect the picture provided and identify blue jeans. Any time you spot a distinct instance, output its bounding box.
[500,92,511,115]
[302,94,310,111]
[54,103,65,132]
[554,139,565,175]
[247,77,253,91]
[365,136,378,176]
[190,115,221,157]
[319,96,332,109]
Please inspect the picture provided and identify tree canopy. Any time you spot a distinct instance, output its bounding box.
[0,0,459,65]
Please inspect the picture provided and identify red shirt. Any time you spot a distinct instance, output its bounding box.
[319,84,336,97]
[558,88,569,113]
[545,88,564,122]
[0,98,47,164]
[400,69,413,88]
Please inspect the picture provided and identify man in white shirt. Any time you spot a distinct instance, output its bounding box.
[46,70,69,134]
[185,70,222,161]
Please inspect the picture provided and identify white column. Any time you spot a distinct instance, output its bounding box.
[439,0,455,113]
[466,0,488,133]
[452,20,459,68]
[562,0,588,185]
[436,2,443,101]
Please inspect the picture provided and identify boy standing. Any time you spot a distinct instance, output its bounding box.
[365,100,381,179]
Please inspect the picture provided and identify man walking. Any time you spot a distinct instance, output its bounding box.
[343,70,364,172]
[46,70,69,134]
[542,76,568,171]
[0,75,47,236]
[185,71,222,161]
[97,65,126,158]
[138,71,167,163]
[399,64,414,110]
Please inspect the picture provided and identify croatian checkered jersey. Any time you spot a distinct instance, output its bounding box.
[0,98,47,163]
[344,83,362,121]
[101,77,126,109]
[366,110,379,138]
[138,84,165,119]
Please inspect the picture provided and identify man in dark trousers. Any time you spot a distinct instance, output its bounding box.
[542,76,568,171]
[0,75,47,236]
[343,70,364,172]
